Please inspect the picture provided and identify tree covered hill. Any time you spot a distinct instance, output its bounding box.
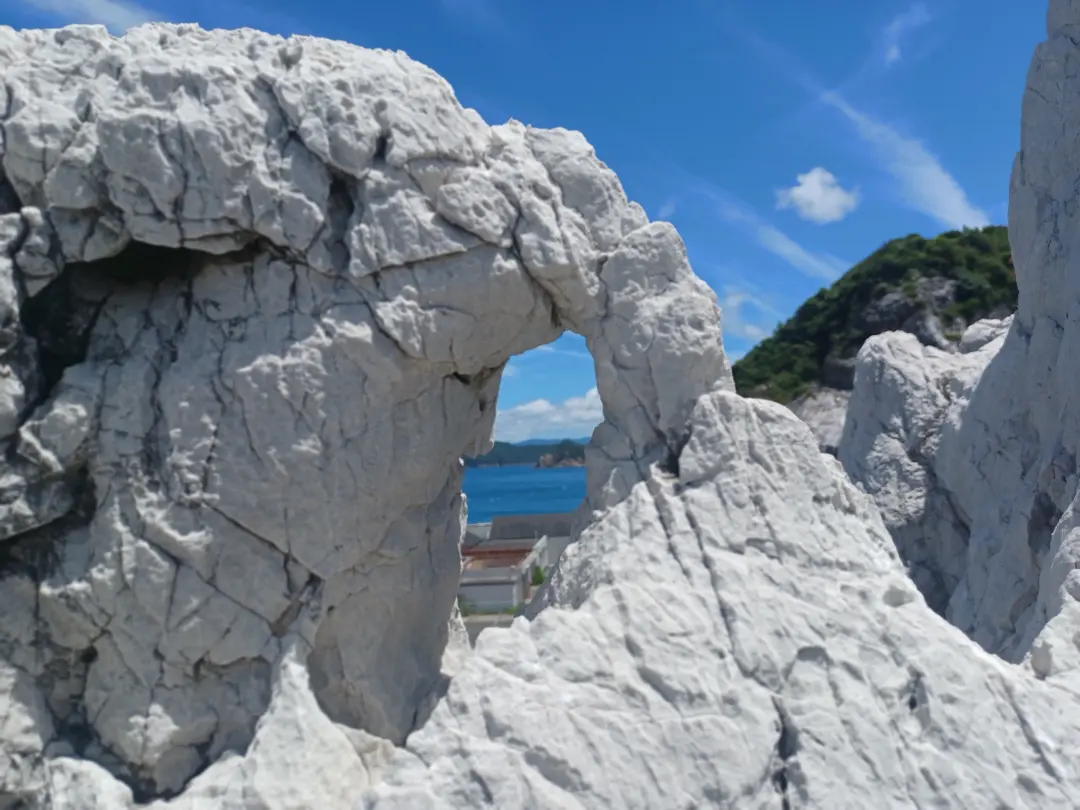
[465,439,586,468]
[732,225,1016,405]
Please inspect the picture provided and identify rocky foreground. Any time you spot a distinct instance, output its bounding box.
[2,6,1080,809]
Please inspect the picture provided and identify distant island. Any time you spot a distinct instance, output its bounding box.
[465,438,587,468]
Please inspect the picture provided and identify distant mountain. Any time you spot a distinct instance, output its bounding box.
[465,439,586,468]
[513,437,590,446]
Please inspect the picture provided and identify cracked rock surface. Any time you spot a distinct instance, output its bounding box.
[2,8,1080,810]
[841,0,1080,686]
[0,20,731,808]
[838,320,1010,615]
[361,3,1080,806]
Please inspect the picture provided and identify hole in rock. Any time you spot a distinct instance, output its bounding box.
[1026,490,1061,557]
[310,331,605,743]
[0,173,18,216]
[456,335,598,633]
[21,241,202,399]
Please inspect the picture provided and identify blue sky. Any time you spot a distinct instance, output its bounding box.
[4,0,1045,441]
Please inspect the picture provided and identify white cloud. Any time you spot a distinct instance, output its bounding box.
[821,93,990,230]
[723,15,985,232]
[882,3,931,66]
[753,223,848,280]
[533,344,591,360]
[776,167,860,224]
[502,362,518,378]
[20,0,159,31]
[719,287,783,343]
[656,199,678,221]
[494,387,603,444]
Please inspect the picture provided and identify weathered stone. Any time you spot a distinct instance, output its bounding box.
[1,7,1080,809]
[788,386,850,454]
[839,326,1007,614]
[840,0,1080,686]
[0,20,731,806]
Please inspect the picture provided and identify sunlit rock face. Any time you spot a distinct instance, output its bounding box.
[4,7,1080,809]
[838,320,1010,615]
[841,0,1080,684]
[0,21,730,808]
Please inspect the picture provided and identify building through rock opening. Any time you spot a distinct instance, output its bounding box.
[457,511,575,620]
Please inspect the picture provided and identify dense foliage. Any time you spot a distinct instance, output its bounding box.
[732,226,1016,404]
[465,439,586,467]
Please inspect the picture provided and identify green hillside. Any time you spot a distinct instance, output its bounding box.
[732,225,1016,404]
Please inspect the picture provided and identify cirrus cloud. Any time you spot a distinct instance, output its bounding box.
[820,93,990,230]
[882,3,932,66]
[18,0,159,31]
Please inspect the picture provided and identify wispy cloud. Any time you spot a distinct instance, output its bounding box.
[494,387,602,443]
[776,167,860,224]
[726,16,988,231]
[656,198,678,221]
[439,0,508,33]
[699,187,849,281]
[720,286,784,343]
[19,0,159,31]
[882,3,932,66]
[821,93,989,229]
[533,344,591,360]
[752,221,849,281]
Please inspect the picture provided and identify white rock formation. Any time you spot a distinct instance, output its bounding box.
[2,7,1080,810]
[0,20,729,807]
[842,0,1080,683]
[934,3,1080,670]
[787,386,850,454]
[363,392,1080,809]
[838,319,1011,613]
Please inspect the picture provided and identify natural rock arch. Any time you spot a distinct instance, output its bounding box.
[6,14,1080,810]
[0,22,730,800]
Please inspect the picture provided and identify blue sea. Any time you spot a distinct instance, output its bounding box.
[462,465,586,523]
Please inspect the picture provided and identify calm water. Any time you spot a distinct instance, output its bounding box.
[462,465,586,523]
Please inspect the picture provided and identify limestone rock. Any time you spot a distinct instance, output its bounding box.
[0,20,731,807]
[838,326,1006,614]
[787,386,850,454]
[958,314,1013,353]
[363,389,1080,809]
[934,2,1080,670]
[2,6,1080,810]
[840,0,1080,685]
